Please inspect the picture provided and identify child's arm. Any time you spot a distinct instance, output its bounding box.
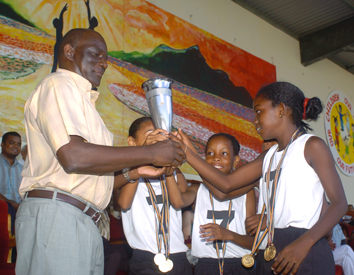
[271,136,347,275]
[177,129,264,193]
[165,170,199,209]
[116,180,138,211]
[115,165,169,210]
[205,179,258,201]
[199,189,256,250]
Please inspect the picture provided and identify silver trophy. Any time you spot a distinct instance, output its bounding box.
[142,78,173,132]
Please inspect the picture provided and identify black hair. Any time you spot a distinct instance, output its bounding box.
[128,117,152,138]
[255,82,323,132]
[2,131,21,143]
[205,133,240,156]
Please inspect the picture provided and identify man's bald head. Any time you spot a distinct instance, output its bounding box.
[58,28,108,88]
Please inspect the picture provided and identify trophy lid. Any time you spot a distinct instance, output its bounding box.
[141,77,173,92]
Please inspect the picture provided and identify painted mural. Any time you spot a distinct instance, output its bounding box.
[0,0,276,174]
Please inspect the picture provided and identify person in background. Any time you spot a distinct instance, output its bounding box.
[0,131,22,211]
[329,223,354,275]
[343,204,354,224]
[16,28,185,275]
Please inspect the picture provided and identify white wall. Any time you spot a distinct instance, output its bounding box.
[148,0,354,204]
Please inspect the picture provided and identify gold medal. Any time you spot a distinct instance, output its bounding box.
[241,254,254,268]
[159,258,173,273]
[264,245,276,261]
[154,253,166,266]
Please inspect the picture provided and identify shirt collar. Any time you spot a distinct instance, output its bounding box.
[57,68,92,91]
[0,153,19,166]
[56,68,99,107]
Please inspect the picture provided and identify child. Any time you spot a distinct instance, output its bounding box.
[178,82,347,275]
[166,133,256,275]
[117,117,193,275]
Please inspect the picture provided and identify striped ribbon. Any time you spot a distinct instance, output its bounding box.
[144,177,170,260]
[249,203,269,256]
[266,129,301,248]
[209,192,232,275]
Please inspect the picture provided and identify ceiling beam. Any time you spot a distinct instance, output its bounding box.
[230,0,298,39]
[299,16,354,66]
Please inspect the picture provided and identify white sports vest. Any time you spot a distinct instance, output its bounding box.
[121,177,188,254]
[191,184,251,258]
[260,134,323,229]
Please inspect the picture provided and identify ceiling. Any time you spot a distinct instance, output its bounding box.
[231,0,354,75]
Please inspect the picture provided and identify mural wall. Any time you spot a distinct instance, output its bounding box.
[0,0,276,174]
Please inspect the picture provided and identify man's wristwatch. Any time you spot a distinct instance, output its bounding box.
[122,168,136,183]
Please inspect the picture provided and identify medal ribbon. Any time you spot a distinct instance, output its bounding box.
[266,129,300,248]
[209,192,232,275]
[144,177,170,259]
[249,203,269,256]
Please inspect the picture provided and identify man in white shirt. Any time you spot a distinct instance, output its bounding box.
[16,28,185,275]
[329,223,354,275]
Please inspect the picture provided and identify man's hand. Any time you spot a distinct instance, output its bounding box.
[143,129,169,146]
[149,139,185,168]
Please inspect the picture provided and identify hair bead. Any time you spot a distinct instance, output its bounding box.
[302,98,309,120]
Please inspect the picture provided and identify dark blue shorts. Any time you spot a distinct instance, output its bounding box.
[255,227,335,275]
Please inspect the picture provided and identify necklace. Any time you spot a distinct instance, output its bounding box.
[264,128,301,261]
[209,192,232,275]
[144,177,173,272]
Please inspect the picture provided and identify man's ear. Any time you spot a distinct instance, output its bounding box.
[127,136,136,146]
[63,44,75,61]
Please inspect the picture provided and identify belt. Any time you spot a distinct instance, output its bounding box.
[26,189,101,223]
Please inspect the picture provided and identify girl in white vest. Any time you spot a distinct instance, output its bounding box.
[166,133,257,275]
[178,82,347,275]
[118,117,193,275]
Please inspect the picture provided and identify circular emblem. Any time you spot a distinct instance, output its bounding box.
[324,90,354,176]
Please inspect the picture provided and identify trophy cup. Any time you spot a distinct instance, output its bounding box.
[142,78,173,132]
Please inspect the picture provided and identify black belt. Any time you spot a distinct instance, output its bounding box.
[26,189,101,223]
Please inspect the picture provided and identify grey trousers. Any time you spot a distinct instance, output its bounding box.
[15,193,104,275]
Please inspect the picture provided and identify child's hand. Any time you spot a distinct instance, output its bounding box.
[271,236,312,275]
[143,129,169,146]
[245,214,267,235]
[130,165,169,179]
[164,166,175,177]
[199,223,231,242]
[172,128,200,156]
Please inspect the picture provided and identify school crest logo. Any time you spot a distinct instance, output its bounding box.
[325,90,354,176]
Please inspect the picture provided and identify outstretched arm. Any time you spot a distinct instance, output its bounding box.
[56,135,185,175]
[271,136,347,275]
[84,0,91,21]
[59,3,68,19]
[165,171,199,209]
